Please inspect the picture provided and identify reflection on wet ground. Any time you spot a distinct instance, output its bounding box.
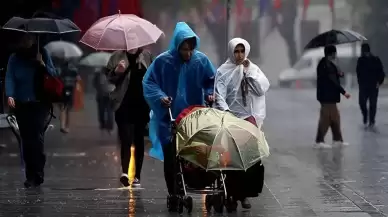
[1,89,388,216]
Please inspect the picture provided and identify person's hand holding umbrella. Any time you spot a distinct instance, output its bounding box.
[36,53,45,66]
[115,60,127,73]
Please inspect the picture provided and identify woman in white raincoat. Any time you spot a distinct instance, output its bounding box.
[214,37,270,210]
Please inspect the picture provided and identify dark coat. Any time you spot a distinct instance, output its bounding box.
[356,55,385,90]
[316,57,346,103]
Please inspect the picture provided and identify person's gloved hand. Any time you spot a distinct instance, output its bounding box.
[161,96,172,107]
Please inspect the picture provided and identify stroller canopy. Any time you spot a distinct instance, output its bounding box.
[175,106,270,171]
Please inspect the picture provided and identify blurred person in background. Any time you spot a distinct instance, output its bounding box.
[55,58,81,134]
[143,22,215,212]
[5,34,57,188]
[92,69,114,134]
[106,48,152,187]
[356,43,385,129]
[315,45,350,149]
[215,37,269,210]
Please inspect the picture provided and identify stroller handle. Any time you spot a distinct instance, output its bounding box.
[167,98,213,123]
[168,107,175,123]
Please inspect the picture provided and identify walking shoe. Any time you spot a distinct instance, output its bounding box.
[23,179,42,188]
[333,141,349,146]
[60,128,69,134]
[120,173,130,187]
[131,178,141,187]
[313,142,331,149]
[240,198,251,209]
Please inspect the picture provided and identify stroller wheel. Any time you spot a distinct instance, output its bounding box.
[205,195,212,212]
[213,194,224,213]
[184,196,193,213]
[178,197,184,214]
[225,197,238,213]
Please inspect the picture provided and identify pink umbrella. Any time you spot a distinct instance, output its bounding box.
[80,12,163,51]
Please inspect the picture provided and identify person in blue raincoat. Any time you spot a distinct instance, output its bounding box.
[143,22,215,210]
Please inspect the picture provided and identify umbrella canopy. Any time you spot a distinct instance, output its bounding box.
[80,13,163,51]
[175,107,270,171]
[304,29,366,50]
[79,52,112,68]
[2,17,80,34]
[45,41,83,60]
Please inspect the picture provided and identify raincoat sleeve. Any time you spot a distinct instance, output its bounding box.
[143,59,168,119]
[201,56,216,96]
[245,66,270,96]
[214,71,230,111]
[5,54,16,98]
[106,51,127,85]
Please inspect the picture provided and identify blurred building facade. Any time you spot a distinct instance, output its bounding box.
[0,0,387,83]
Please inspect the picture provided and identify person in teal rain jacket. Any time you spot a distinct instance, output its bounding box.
[143,22,215,211]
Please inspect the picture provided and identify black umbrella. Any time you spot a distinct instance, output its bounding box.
[304,29,367,50]
[2,16,80,34]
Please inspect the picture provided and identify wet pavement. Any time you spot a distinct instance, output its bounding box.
[1,89,388,216]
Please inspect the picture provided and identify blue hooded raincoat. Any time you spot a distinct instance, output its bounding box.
[143,22,216,160]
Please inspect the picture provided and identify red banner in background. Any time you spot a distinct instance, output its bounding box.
[53,0,142,32]
[117,0,142,17]
[329,0,334,11]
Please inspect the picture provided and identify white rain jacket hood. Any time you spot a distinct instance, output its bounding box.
[214,38,270,126]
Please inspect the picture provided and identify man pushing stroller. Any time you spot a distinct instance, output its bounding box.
[143,22,215,211]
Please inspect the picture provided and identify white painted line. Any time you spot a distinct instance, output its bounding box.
[52,152,87,157]
[6,152,88,157]
[95,186,144,191]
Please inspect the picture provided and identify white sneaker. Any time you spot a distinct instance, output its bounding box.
[333,141,349,146]
[313,142,332,149]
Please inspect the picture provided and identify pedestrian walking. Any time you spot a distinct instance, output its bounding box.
[58,59,81,133]
[5,34,57,188]
[92,69,114,133]
[143,22,215,212]
[214,37,269,210]
[314,45,350,148]
[106,48,152,187]
[356,43,385,128]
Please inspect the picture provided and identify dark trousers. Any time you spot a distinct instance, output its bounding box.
[359,89,379,124]
[162,141,177,195]
[223,116,264,199]
[97,96,114,130]
[225,162,265,199]
[15,102,49,181]
[116,119,146,179]
[315,103,343,143]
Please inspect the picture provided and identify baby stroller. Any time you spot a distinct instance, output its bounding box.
[166,105,270,214]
